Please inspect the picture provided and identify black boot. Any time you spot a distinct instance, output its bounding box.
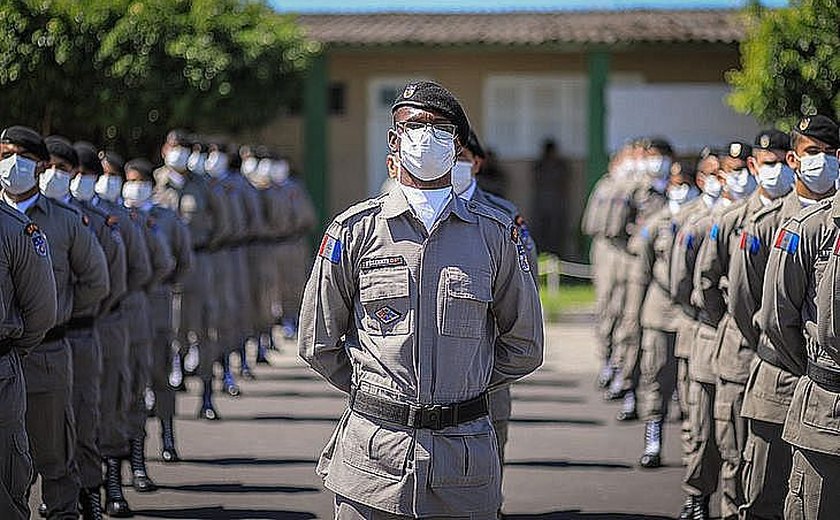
[129,438,158,492]
[239,346,255,380]
[160,417,180,463]
[79,486,104,520]
[692,495,710,520]
[38,503,47,518]
[639,420,662,468]
[616,391,638,421]
[103,458,132,517]
[198,379,220,420]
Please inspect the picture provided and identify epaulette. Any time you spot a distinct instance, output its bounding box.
[790,197,832,225]
[0,200,30,225]
[482,191,518,220]
[465,199,513,227]
[332,197,382,226]
[750,197,785,223]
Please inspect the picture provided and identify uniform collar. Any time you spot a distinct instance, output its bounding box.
[381,183,477,224]
[831,189,840,219]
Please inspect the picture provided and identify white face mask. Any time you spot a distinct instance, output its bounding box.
[205,151,229,179]
[0,154,37,195]
[187,152,207,175]
[39,167,72,200]
[725,168,757,200]
[796,152,840,194]
[270,160,290,185]
[398,125,456,182]
[451,160,474,195]
[241,157,259,176]
[646,155,672,179]
[70,174,97,201]
[757,162,795,198]
[703,174,723,199]
[164,146,190,172]
[95,174,123,202]
[122,180,153,208]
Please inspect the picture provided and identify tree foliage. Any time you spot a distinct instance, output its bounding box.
[727,0,840,129]
[0,0,317,156]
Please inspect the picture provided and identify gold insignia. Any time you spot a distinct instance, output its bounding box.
[800,118,810,131]
[730,143,742,158]
[403,84,417,98]
[760,134,770,148]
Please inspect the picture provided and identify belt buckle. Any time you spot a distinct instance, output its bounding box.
[421,404,449,430]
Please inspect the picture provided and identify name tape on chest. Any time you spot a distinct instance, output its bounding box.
[318,233,342,264]
[774,229,800,255]
[360,256,406,270]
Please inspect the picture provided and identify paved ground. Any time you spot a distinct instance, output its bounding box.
[32,321,694,519]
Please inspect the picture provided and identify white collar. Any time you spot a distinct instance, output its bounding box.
[458,179,478,201]
[399,184,452,233]
[2,191,38,214]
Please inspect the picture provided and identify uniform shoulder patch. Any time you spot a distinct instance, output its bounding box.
[774,229,800,255]
[318,233,342,264]
[82,214,90,226]
[106,215,119,228]
[709,223,720,241]
[24,222,40,236]
[27,224,48,257]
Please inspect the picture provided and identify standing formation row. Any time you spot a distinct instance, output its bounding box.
[583,115,840,519]
[0,125,315,520]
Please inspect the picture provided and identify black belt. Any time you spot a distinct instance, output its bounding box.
[67,316,95,331]
[42,325,66,343]
[757,342,782,368]
[807,361,840,393]
[350,389,488,431]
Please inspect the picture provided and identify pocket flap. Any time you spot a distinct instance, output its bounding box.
[446,268,491,302]
[360,268,410,302]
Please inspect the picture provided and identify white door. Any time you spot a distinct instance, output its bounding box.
[367,77,428,196]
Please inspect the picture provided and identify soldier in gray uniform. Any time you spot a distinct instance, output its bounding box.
[758,115,840,520]
[0,199,57,520]
[124,158,192,463]
[155,130,225,420]
[1,126,110,520]
[612,139,672,422]
[45,137,127,519]
[451,130,538,475]
[733,118,836,520]
[635,160,699,469]
[300,81,543,519]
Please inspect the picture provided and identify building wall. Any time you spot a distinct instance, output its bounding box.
[256,44,739,242]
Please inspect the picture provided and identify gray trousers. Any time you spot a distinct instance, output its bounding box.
[67,327,103,488]
[0,350,33,520]
[334,495,494,520]
[740,419,790,520]
[715,379,747,519]
[150,289,175,422]
[785,447,840,520]
[180,253,218,382]
[97,312,131,459]
[127,336,152,441]
[677,357,692,464]
[211,249,238,356]
[23,339,81,519]
[616,281,645,394]
[639,329,677,422]
[683,380,721,497]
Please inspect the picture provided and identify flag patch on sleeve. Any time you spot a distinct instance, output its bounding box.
[834,235,840,256]
[774,229,799,255]
[740,232,760,255]
[318,234,342,264]
[709,223,720,241]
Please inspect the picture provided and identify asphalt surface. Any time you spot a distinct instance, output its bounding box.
[31,321,695,519]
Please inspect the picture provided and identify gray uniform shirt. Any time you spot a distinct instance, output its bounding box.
[0,202,56,352]
[299,188,543,516]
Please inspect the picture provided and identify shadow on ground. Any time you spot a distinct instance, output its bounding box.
[505,512,672,520]
[133,506,316,519]
[174,457,317,467]
[157,483,319,494]
[505,460,632,471]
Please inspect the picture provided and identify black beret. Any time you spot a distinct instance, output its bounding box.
[647,137,673,156]
[465,130,485,159]
[45,135,79,168]
[166,129,192,147]
[0,125,49,161]
[726,141,752,162]
[73,141,104,176]
[793,115,840,148]
[101,151,124,174]
[391,81,470,143]
[754,129,790,151]
[124,158,154,180]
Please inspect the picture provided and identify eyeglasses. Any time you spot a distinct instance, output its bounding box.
[396,121,457,139]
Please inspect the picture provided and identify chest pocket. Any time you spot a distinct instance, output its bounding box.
[359,267,411,336]
[439,267,492,339]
